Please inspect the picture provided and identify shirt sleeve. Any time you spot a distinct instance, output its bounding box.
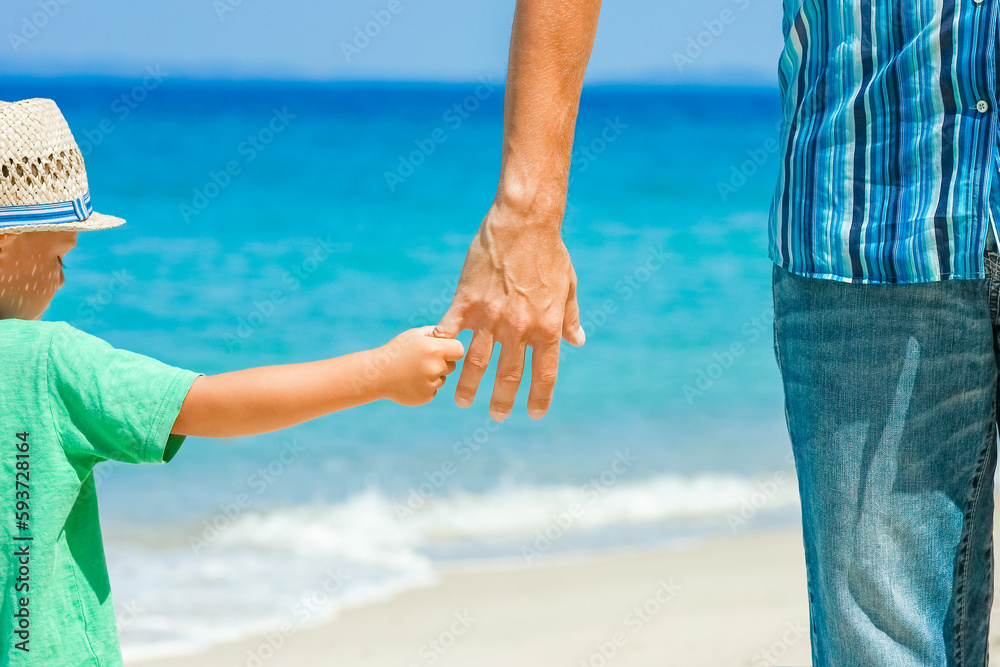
[46,322,204,465]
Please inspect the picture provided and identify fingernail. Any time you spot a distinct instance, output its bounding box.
[575,326,586,345]
[456,396,471,408]
[528,408,546,420]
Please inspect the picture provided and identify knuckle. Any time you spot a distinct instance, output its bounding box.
[498,368,523,385]
[454,291,476,309]
[542,314,564,336]
[465,354,490,371]
[508,312,532,336]
[533,368,559,386]
[539,324,562,342]
[533,312,561,335]
[483,301,504,324]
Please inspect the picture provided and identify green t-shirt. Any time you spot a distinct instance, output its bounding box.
[0,319,202,666]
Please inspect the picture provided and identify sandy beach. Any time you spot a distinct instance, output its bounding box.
[128,521,1000,667]
[131,527,816,667]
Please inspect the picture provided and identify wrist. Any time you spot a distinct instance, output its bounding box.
[488,194,566,239]
[357,347,392,402]
[493,172,567,229]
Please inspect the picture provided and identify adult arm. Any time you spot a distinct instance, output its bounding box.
[432,0,603,421]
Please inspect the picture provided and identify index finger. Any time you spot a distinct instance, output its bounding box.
[430,303,466,339]
[525,339,560,419]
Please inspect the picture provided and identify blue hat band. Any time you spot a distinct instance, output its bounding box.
[0,191,93,229]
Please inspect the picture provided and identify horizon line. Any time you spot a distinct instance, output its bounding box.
[1,71,780,90]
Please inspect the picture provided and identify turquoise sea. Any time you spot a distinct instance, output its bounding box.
[4,76,793,659]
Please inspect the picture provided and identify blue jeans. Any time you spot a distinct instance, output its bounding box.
[772,232,1000,667]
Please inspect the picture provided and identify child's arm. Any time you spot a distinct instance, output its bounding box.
[170,326,465,438]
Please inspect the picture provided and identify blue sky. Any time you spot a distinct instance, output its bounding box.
[3,0,783,85]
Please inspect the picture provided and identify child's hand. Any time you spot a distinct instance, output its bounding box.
[372,326,466,406]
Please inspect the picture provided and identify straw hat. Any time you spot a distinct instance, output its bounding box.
[0,98,125,234]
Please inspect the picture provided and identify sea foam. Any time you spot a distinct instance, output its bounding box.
[110,471,799,660]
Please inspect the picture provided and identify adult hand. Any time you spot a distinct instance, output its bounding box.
[431,199,585,420]
[431,0,601,420]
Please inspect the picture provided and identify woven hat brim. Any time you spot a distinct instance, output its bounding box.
[0,211,126,235]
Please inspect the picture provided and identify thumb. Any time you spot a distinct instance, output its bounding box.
[439,338,466,361]
[561,277,585,346]
[419,325,466,360]
[430,305,464,339]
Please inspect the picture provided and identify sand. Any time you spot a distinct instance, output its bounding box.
[130,527,814,667]
[128,521,1000,667]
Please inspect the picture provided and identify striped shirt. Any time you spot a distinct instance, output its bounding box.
[768,0,1000,284]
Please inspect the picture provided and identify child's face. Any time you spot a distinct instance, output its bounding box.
[0,230,78,320]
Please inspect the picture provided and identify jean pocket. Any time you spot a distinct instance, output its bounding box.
[985,224,998,266]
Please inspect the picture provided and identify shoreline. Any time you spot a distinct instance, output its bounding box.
[129,525,815,667]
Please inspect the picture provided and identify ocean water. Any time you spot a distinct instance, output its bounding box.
[4,76,793,659]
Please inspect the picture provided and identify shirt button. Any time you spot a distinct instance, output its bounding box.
[974,0,985,5]
[977,100,990,113]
